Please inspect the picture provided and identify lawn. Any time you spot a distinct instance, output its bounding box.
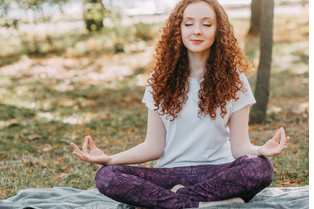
[0,13,309,200]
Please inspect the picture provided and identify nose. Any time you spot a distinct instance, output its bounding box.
[193,24,202,36]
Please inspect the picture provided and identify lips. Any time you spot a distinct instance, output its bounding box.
[191,40,204,44]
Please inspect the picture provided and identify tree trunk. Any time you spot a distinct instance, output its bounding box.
[248,0,262,36]
[249,0,274,124]
[83,0,105,32]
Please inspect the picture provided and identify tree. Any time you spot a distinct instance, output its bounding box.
[248,0,262,36]
[249,0,274,124]
[0,0,70,27]
[83,0,106,32]
[0,0,71,53]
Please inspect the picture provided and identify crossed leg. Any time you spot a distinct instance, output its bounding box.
[95,155,274,209]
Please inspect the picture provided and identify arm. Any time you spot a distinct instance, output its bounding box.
[71,108,166,165]
[229,105,290,159]
[229,105,259,159]
[108,108,166,165]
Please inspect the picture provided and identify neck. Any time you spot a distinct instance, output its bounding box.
[187,49,210,79]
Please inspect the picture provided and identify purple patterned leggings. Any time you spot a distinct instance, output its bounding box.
[95,155,274,209]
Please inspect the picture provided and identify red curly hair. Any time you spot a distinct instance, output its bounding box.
[148,0,253,121]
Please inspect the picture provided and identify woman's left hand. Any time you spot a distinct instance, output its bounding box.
[258,127,290,157]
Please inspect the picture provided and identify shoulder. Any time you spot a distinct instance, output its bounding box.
[235,69,251,90]
[231,69,256,113]
[236,69,248,81]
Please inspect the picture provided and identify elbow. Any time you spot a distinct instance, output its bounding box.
[230,143,246,160]
[142,141,165,161]
[231,150,241,160]
[156,150,164,160]
[151,147,164,160]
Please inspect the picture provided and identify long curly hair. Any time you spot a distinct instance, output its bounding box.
[148,0,253,121]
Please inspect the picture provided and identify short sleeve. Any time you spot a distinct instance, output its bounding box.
[232,72,256,113]
[142,85,157,111]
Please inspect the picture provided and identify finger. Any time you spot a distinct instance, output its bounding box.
[271,128,281,143]
[76,151,98,163]
[70,143,84,154]
[275,140,289,156]
[281,136,290,147]
[87,135,97,150]
[286,136,290,145]
[82,136,88,153]
[280,127,286,143]
[73,151,91,162]
[278,126,290,145]
[73,151,85,161]
[277,145,288,155]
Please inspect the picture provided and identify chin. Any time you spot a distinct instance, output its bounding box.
[188,48,210,54]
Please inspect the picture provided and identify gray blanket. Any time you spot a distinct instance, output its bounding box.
[0,186,309,209]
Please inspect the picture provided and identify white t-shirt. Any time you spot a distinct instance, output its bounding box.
[142,72,256,168]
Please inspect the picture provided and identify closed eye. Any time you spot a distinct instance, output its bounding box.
[185,24,193,26]
[203,24,212,27]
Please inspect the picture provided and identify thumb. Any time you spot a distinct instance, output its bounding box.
[272,128,282,143]
[87,135,97,150]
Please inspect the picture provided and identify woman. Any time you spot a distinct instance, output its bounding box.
[70,0,290,208]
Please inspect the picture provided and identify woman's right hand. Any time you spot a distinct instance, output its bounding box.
[70,135,112,165]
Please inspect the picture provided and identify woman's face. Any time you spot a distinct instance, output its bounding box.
[180,1,217,56]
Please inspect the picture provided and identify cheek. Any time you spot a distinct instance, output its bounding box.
[205,30,217,44]
[206,27,217,36]
[181,28,190,46]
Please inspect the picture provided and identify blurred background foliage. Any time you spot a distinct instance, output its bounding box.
[0,0,163,64]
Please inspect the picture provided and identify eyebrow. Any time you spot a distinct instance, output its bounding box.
[183,17,215,21]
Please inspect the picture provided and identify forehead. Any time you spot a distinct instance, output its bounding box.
[183,1,216,20]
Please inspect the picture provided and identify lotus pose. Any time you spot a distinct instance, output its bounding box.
[71,0,290,208]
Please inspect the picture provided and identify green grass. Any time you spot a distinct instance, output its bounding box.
[0,13,309,200]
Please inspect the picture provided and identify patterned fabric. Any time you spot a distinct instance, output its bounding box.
[95,155,274,209]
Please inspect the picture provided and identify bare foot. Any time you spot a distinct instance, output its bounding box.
[199,197,244,208]
[170,184,185,193]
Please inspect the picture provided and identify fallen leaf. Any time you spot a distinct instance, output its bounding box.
[274,168,280,174]
[27,134,42,141]
[42,145,53,152]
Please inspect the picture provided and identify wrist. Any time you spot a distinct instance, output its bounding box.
[257,147,261,155]
[249,144,262,156]
[106,156,114,165]
[256,146,265,156]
